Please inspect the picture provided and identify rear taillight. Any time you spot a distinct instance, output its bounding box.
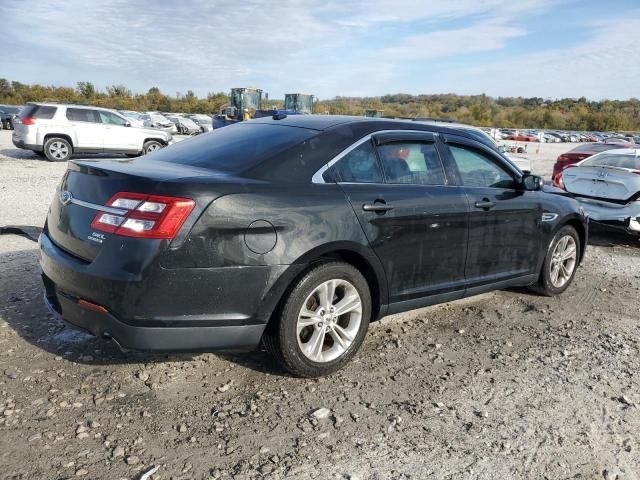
[20,117,35,125]
[90,192,195,239]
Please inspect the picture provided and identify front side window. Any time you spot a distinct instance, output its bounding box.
[331,141,383,183]
[377,142,446,185]
[448,145,515,189]
[98,111,127,126]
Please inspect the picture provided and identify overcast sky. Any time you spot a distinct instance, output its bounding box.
[2,0,639,100]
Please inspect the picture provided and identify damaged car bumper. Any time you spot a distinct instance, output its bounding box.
[574,197,640,233]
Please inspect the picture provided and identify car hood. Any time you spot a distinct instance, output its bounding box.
[135,126,171,138]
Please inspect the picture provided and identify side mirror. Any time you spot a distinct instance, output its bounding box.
[522,174,544,191]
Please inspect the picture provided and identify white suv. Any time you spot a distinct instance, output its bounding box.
[12,103,174,162]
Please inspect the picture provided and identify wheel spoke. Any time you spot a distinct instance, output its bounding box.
[318,280,336,309]
[305,327,326,361]
[560,262,570,279]
[333,293,361,316]
[550,263,560,284]
[562,245,576,261]
[332,324,354,343]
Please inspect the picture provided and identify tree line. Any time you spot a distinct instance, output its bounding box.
[1,79,638,131]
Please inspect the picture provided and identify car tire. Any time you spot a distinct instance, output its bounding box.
[142,140,163,155]
[529,225,580,296]
[43,137,73,162]
[263,262,371,377]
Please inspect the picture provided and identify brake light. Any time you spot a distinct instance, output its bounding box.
[90,192,195,239]
[21,117,35,125]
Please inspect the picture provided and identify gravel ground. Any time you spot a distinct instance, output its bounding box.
[1,130,639,480]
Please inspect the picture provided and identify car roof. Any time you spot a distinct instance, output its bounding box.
[26,102,120,113]
[250,114,491,140]
[594,148,640,156]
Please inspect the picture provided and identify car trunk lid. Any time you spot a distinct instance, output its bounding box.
[46,158,224,262]
[563,165,640,202]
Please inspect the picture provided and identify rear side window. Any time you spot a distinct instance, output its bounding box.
[19,105,57,120]
[66,108,101,123]
[147,122,318,173]
[378,142,446,185]
[331,141,383,183]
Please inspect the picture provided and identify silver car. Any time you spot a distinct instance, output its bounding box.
[562,148,640,233]
[12,103,174,162]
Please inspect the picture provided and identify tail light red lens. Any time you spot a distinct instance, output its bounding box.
[90,192,195,239]
[20,117,35,125]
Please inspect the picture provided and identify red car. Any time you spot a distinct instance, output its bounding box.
[552,143,630,187]
[506,133,539,142]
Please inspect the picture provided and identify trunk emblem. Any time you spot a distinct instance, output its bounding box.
[59,190,73,205]
[598,170,608,178]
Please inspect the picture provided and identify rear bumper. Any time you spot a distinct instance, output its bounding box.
[575,197,640,233]
[38,232,297,352]
[43,290,264,352]
[11,135,41,151]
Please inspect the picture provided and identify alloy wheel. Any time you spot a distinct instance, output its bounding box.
[49,141,69,160]
[146,143,161,152]
[549,235,577,288]
[296,279,362,363]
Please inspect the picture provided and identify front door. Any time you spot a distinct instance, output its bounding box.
[98,111,139,151]
[440,136,542,285]
[327,132,470,304]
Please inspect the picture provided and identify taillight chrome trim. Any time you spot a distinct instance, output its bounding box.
[57,190,128,215]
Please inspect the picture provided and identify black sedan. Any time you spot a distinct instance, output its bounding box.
[40,115,587,377]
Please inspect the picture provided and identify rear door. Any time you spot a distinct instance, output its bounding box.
[66,108,104,151]
[439,134,542,284]
[326,131,470,304]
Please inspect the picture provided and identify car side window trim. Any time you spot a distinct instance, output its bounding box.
[312,129,441,184]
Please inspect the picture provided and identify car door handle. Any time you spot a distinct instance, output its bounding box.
[362,201,394,213]
[474,199,495,210]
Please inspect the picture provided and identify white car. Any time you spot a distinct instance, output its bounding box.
[141,112,178,134]
[562,148,640,234]
[12,103,174,162]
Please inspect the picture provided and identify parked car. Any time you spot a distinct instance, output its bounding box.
[12,103,174,162]
[604,136,634,144]
[167,115,201,135]
[186,114,213,133]
[506,132,539,142]
[39,115,587,376]
[0,104,22,129]
[552,143,630,188]
[141,112,178,133]
[562,149,640,234]
[118,110,145,128]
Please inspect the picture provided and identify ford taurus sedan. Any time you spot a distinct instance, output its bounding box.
[40,115,588,377]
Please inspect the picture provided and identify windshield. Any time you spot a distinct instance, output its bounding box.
[581,152,640,170]
[145,122,318,173]
[181,118,198,128]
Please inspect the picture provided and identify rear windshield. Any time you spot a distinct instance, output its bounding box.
[147,122,318,172]
[581,153,640,170]
[19,104,57,119]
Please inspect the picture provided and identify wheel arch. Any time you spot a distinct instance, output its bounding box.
[559,215,587,263]
[43,133,74,148]
[260,242,387,331]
